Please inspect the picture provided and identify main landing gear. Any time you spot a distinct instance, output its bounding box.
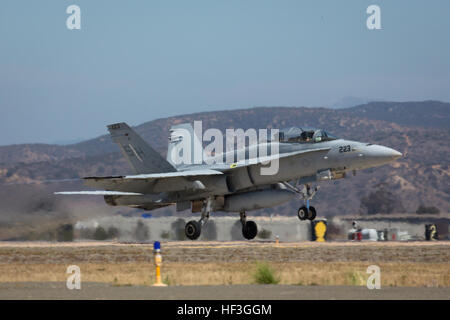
[185,197,211,240]
[283,182,319,221]
[240,210,258,240]
[185,220,202,240]
[184,197,259,241]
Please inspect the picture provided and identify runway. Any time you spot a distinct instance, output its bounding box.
[1,282,449,300]
[0,241,448,296]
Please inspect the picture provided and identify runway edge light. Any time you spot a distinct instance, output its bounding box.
[152,241,167,287]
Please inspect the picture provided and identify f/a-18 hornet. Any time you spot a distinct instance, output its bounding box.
[57,122,401,240]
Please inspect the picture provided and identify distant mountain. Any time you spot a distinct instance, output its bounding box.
[2,101,448,165]
[0,144,84,165]
[330,96,373,109]
[0,100,448,239]
[346,100,450,129]
[51,138,86,146]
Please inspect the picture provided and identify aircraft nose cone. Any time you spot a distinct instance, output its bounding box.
[391,149,402,160]
[364,145,402,166]
[380,146,402,160]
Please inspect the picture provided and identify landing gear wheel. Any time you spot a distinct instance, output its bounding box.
[242,221,258,240]
[185,220,202,240]
[298,206,308,220]
[307,206,316,220]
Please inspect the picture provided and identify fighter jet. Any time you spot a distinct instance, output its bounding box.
[56,122,401,240]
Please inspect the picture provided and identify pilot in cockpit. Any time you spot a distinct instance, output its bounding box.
[277,127,337,143]
[300,130,314,142]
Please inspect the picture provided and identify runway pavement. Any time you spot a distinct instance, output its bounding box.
[1,282,449,300]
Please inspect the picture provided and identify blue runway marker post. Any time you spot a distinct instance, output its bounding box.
[153,241,167,287]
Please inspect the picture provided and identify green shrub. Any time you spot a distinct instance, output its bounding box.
[57,224,74,242]
[360,186,405,214]
[348,272,364,286]
[160,230,171,239]
[257,228,272,239]
[107,226,120,239]
[202,220,217,240]
[230,220,245,240]
[135,220,149,241]
[253,262,279,284]
[416,205,440,214]
[171,218,186,240]
[94,226,108,240]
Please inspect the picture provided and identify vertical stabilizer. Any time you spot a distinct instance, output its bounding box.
[107,122,177,174]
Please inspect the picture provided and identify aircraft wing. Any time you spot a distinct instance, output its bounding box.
[215,147,331,191]
[223,147,331,170]
[56,149,330,196]
[81,169,223,193]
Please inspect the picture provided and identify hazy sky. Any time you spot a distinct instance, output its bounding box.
[1,0,449,145]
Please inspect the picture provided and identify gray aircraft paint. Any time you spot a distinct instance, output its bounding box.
[57,122,401,214]
[108,123,177,174]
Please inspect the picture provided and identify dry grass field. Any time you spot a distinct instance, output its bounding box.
[0,241,448,287]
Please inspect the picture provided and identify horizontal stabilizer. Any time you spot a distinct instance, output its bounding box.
[84,169,223,181]
[54,191,143,196]
[82,169,223,193]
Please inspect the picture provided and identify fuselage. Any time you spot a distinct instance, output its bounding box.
[113,137,401,212]
[179,138,401,192]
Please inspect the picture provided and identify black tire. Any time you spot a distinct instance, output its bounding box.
[307,206,317,220]
[298,206,308,220]
[242,221,258,240]
[185,220,201,240]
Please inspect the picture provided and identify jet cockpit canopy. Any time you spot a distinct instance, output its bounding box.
[275,127,338,143]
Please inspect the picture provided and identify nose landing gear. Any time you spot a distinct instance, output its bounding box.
[283,182,319,221]
[297,205,316,221]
